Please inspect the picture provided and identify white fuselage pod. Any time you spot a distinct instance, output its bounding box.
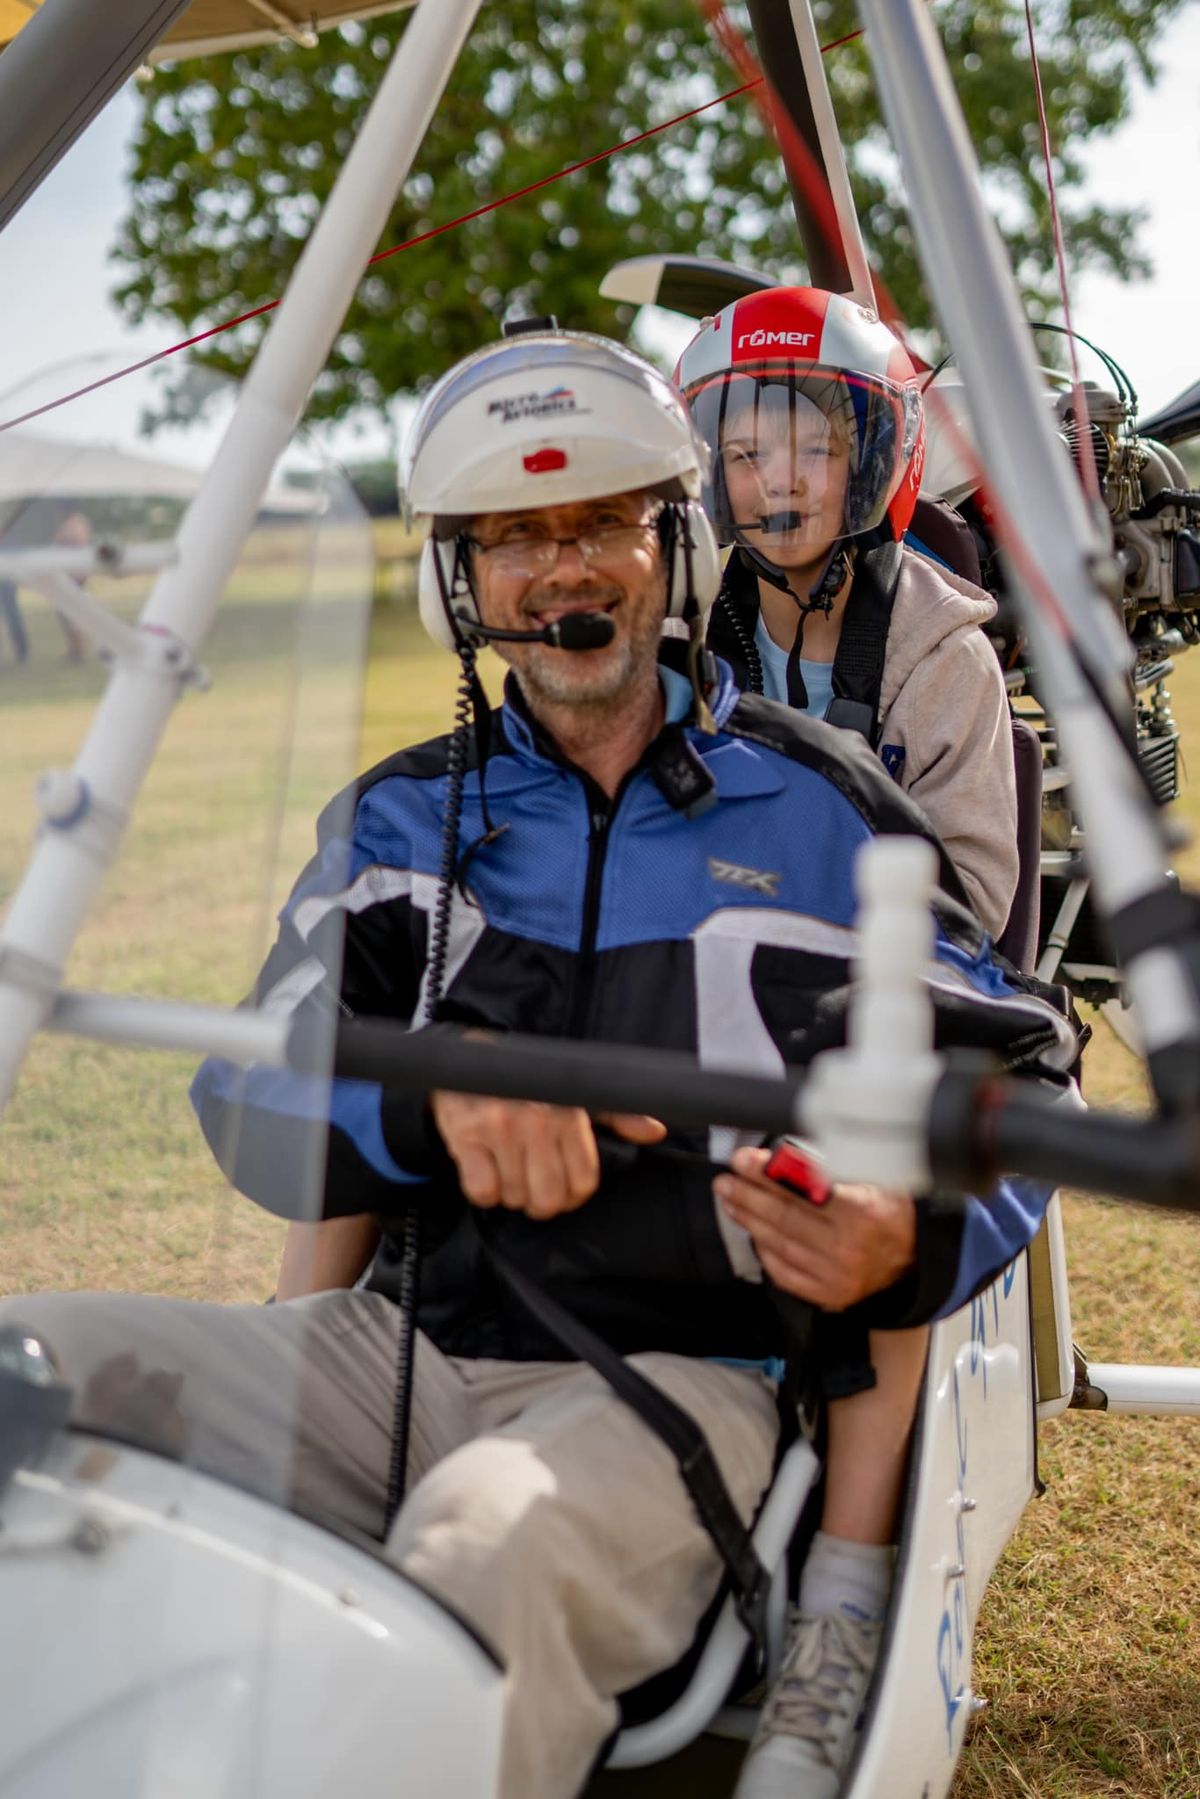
[0,1439,505,1798]
[0,1260,1036,1799]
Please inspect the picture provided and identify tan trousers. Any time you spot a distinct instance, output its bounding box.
[0,1288,779,1798]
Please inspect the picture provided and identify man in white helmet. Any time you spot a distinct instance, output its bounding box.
[1,329,1072,1799]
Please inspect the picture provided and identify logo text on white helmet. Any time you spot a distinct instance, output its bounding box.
[487,386,587,424]
[736,330,816,350]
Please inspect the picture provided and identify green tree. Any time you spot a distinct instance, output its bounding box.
[112,0,1184,423]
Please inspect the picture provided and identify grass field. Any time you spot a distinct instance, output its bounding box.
[1,529,1198,1797]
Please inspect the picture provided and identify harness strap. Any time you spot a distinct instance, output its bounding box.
[827,537,904,746]
[785,630,810,711]
[480,1236,772,1649]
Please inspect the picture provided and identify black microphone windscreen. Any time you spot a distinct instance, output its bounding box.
[551,611,616,651]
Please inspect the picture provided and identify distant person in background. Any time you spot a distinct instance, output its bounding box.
[0,499,31,666]
[0,500,94,667]
[0,574,28,666]
[52,508,90,663]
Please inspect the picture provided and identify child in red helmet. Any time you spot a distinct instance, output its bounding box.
[679,286,1017,942]
[681,290,1020,1799]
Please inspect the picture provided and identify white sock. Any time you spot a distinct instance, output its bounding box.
[798,1530,895,1626]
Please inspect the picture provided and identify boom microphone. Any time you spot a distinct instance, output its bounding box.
[466,611,615,650]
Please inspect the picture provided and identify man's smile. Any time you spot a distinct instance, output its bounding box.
[523,590,622,630]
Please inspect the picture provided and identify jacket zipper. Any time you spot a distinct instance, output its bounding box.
[562,763,712,1288]
[565,792,612,1038]
[561,718,687,1037]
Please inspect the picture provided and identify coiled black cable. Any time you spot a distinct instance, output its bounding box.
[382,641,478,1540]
[720,589,764,695]
[424,642,477,1015]
[382,1204,422,1539]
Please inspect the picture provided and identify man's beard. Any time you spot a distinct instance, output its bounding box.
[504,578,665,710]
[514,631,641,707]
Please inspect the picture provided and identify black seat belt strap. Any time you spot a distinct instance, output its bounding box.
[481,1238,772,1648]
[826,538,904,746]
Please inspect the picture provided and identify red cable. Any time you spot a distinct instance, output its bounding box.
[0,69,778,435]
[1,20,873,438]
[361,76,764,271]
[0,303,283,435]
[1022,0,1103,509]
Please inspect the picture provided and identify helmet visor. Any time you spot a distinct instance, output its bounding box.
[685,366,910,548]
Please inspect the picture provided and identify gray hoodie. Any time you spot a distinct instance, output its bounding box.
[709,546,1019,939]
[875,551,1018,938]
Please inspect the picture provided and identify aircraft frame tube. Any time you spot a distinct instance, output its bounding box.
[0,0,483,1114]
[47,991,289,1066]
[0,0,193,235]
[42,992,802,1137]
[855,0,1200,1060]
[1082,1364,1200,1416]
[35,992,1200,1213]
[930,1067,1200,1217]
[783,0,874,305]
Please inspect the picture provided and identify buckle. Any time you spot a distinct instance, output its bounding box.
[733,1558,771,1649]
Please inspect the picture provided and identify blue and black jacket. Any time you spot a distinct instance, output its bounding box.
[193,655,1075,1364]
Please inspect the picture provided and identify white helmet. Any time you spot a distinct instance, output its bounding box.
[403,328,722,650]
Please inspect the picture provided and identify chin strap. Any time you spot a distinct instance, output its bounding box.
[737,542,793,596]
[736,540,850,711]
[730,533,904,740]
[806,543,851,612]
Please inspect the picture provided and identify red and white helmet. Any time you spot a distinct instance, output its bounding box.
[676,287,925,546]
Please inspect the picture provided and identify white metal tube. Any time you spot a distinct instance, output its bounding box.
[855,0,1196,1052]
[608,1440,818,1767]
[0,542,172,580]
[47,991,289,1067]
[786,0,874,307]
[0,0,482,1115]
[801,837,941,1188]
[25,573,145,664]
[1083,1364,1200,1418]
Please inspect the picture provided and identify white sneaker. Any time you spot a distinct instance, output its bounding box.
[734,1609,882,1799]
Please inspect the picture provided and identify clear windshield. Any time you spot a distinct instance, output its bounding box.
[0,359,376,1292]
[0,354,455,1791]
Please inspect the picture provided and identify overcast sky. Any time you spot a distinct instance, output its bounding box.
[0,4,1196,464]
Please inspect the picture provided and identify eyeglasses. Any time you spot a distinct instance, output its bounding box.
[467,517,659,580]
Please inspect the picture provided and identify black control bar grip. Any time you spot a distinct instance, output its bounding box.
[295,1017,802,1140]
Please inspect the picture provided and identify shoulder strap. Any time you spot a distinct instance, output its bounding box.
[479,1233,772,1649]
[827,537,904,747]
